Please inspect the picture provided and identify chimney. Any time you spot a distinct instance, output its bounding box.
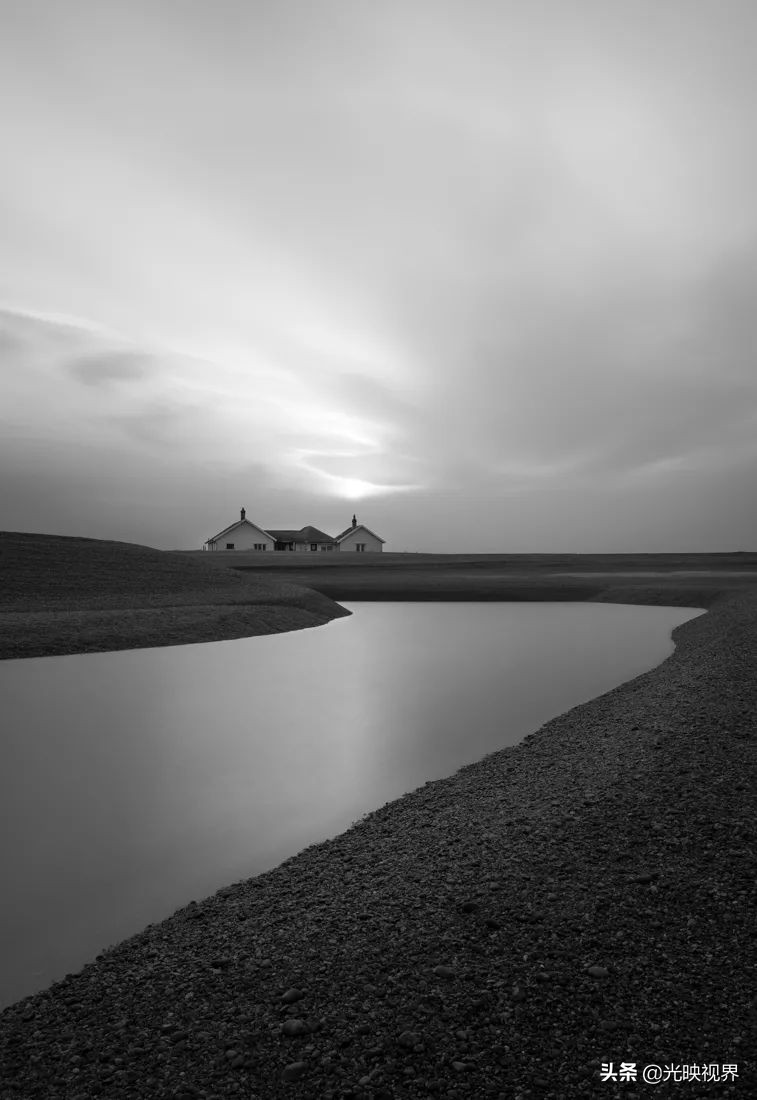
[351,513,357,528]
[241,507,246,521]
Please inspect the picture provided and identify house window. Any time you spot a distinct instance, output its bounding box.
[226,543,235,550]
[355,543,366,552]
[311,543,318,551]
[253,543,267,551]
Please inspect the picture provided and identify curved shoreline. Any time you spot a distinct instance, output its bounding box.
[0,531,351,661]
[0,599,351,661]
[1,589,754,1098]
[0,578,734,662]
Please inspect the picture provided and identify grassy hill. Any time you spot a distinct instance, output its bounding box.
[0,532,349,660]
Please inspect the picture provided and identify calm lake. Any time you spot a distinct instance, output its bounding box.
[0,601,702,1008]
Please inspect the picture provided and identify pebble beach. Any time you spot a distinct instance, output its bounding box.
[0,588,755,1099]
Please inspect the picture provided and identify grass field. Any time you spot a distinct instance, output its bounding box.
[5,533,757,659]
[0,532,349,659]
[181,550,757,570]
[179,548,757,606]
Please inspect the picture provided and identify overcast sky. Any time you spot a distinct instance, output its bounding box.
[2,0,756,552]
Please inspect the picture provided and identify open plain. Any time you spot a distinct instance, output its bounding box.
[182,547,757,608]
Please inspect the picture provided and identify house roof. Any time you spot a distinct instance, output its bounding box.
[207,516,383,546]
[299,526,335,542]
[267,526,334,543]
[334,524,385,544]
[207,518,273,543]
[264,529,300,542]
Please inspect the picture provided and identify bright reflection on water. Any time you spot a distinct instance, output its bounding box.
[0,601,702,1007]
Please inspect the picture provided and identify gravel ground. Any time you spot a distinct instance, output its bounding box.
[1,590,755,1099]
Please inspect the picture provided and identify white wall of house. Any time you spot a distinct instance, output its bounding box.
[213,522,274,551]
[337,528,384,552]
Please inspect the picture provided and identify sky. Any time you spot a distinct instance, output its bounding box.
[2,0,756,552]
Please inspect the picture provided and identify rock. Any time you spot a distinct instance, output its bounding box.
[432,965,456,979]
[587,966,610,978]
[397,1030,422,1049]
[281,1060,307,1082]
[281,988,306,1004]
[281,1019,309,1037]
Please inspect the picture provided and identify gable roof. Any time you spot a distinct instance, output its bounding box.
[266,526,334,544]
[207,518,274,543]
[206,515,383,547]
[264,529,301,542]
[334,524,385,544]
[299,526,335,543]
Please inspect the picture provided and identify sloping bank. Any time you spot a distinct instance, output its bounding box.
[1,590,755,1100]
[0,532,350,660]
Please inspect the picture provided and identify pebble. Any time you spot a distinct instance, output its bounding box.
[281,1019,309,1037]
[397,1030,422,1049]
[280,988,306,1004]
[281,1061,307,1082]
[432,965,456,979]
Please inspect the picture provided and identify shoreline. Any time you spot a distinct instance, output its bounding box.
[0,582,725,661]
[0,531,351,661]
[0,601,351,661]
[4,532,756,660]
[1,589,754,1097]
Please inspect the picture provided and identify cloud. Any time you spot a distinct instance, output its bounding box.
[2,3,757,549]
[66,350,154,386]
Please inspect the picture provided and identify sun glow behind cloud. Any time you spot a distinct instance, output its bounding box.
[2,1,757,549]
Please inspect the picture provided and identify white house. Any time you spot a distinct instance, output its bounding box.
[204,509,275,551]
[204,511,385,551]
[333,517,386,553]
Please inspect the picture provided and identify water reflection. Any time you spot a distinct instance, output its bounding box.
[0,601,701,1006]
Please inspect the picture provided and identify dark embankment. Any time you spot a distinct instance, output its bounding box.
[1,588,754,1098]
[182,549,757,607]
[0,532,350,660]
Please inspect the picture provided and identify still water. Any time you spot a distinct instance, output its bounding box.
[0,601,702,1007]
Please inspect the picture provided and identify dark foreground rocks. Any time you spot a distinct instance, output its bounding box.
[1,591,755,1099]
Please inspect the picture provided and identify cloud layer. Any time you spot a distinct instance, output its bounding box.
[2,0,756,550]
